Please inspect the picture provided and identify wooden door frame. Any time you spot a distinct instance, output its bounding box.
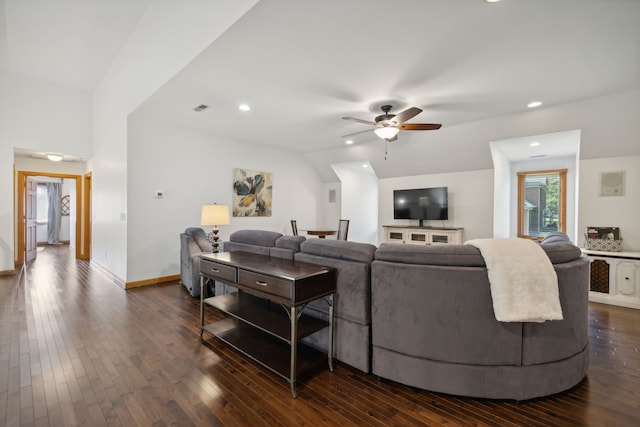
[16,171,88,265]
[81,172,92,260]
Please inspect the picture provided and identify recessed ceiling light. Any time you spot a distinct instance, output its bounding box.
[527,101,542,108]
[345,140,354,145]
[46,153,63,162]
[529,142,541,147]
[238,104,251,111]
[485,0,501,3]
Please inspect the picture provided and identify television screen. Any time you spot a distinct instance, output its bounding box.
[393,187,448,222]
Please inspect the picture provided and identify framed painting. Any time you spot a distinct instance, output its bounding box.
[232,168,272,217]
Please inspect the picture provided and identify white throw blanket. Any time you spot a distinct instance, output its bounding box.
[465,238,563,323]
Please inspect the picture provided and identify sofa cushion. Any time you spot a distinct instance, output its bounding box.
[375,243,486,267]
[541,232,571,245]
[299,239,376,263]
[225,242,271,256]
[541,242,583,264]
[228,229,282,247]
[275,235,306,251]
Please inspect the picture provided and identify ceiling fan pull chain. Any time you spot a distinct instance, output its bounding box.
[385,140,388,160]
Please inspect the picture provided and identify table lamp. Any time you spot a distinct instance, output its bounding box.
[201,204,230,253]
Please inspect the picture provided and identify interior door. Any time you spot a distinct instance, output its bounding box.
[26,176,38,262]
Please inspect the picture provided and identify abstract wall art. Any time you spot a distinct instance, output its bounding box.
[232,168,272,217]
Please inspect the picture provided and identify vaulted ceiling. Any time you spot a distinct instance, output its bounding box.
[4,0,640,178]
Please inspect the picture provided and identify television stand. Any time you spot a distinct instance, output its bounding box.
[383,225,463,245]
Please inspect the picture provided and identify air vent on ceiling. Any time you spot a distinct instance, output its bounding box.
[193,104,209,112]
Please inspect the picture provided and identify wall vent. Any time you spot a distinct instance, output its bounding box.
[193,104,209,112]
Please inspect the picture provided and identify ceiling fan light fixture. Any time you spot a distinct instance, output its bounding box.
[374,126,399,140]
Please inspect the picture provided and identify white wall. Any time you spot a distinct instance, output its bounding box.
[322,181,341,231]
[376,155,640,253]
[491,147,511,238]
[126,119,324,282]
[90,1,258,281]
[578,156,640,251]
[331,162,378,245]
[378,169,495,244]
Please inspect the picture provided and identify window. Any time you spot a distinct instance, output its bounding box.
[36,184,49,223]
[517,169,566,239]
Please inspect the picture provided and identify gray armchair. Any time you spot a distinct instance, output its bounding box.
[180,227,212,297]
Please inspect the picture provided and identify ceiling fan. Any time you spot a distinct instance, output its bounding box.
[342,105,441,142]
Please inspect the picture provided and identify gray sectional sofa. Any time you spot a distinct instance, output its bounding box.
[294,239,377,373]
[371,237,589,400]
[201,229,589,400]
[180,227,212,297]
[221,230,376,373]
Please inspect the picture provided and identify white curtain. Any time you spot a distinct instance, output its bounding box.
[46,182,62,244]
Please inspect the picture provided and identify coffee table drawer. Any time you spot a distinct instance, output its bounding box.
[239,270,291,299]
[201,259,237,282]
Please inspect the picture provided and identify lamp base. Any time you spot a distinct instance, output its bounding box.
[210,227,221,253]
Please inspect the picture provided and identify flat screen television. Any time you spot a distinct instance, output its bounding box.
[393,187,448,226]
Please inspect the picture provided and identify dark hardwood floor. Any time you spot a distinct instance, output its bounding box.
[1,245,639,426]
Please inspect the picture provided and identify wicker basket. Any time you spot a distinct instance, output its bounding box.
[585,238,622,252]
[589,259,610,293]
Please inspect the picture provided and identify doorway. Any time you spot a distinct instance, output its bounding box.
[16,171,91,265]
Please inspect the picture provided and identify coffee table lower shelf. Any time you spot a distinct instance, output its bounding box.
[202,318,327,388]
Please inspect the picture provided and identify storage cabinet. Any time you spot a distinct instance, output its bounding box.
[383,226,463,245]
[583,250,640,309]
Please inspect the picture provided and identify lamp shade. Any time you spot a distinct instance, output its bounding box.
[374,126,400,140]
[201,204,230,226]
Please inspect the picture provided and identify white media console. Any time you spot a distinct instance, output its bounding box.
[582,249,640,309]
[382,225,464,245]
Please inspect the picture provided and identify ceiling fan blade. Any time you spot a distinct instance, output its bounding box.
[399,123,442,131]
[341,128,375,138]
[393,107,423,124]
[342,116,377,126]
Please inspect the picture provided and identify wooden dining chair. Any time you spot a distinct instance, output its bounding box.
[291,220,298,236]
[337,219,349,240]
